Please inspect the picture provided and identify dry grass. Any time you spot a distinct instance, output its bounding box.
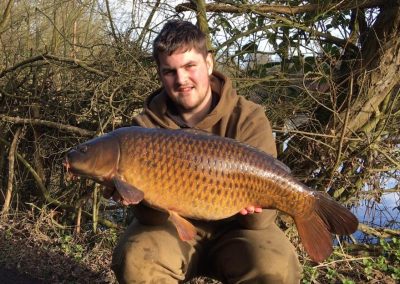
[0,208,222,283]
[1,209,398,284]
[0,209,116,283]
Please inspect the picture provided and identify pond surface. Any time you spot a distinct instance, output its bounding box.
[352,191,400,242]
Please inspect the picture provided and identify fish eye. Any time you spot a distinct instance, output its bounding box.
[78,145,88,153]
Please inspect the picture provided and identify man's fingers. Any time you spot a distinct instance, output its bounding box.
[239,206,263,215]
[247,206,255,214]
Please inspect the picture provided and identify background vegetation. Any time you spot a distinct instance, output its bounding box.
[1,0,399,283]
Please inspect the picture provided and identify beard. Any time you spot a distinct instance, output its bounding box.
[174,85,211,113]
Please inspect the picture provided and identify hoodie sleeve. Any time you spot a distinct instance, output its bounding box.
[237,103,277,157]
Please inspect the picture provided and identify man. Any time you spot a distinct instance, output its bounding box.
[109,20,301,283]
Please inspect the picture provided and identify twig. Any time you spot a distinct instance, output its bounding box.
[75,205,82,234]
[137,0,161,46]
[327,74,354,188]
[314,256,373,268]
[93,185,99,233]
[372,145,400,168]
[335,235,353,269]
[273,127,362,141]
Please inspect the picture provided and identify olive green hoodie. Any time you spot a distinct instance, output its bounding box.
[132,70,277,229]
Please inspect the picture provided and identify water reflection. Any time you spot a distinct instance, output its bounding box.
[352,192,400,242]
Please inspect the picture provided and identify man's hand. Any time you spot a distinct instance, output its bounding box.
[239,206,262,215]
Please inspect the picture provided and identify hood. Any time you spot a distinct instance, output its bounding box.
[137,70,239,130]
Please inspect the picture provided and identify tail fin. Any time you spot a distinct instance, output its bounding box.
[294,193,358,263]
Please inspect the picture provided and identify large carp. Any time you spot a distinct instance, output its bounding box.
[64,126,358,262]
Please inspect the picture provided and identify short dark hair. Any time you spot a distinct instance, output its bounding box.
[153,20,208,65]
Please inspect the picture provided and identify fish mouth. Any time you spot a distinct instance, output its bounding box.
[63,157,70,173]
[62,154,104,181]
[63,156,76,180]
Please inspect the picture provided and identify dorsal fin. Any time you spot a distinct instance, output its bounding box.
[273,159,291,173]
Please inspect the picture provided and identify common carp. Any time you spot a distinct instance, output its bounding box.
[64,126,358,262]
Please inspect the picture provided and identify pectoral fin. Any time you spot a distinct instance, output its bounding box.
[168,210,197,241]
[112,177,144,205]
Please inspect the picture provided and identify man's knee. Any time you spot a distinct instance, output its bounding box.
[248,226,302,283]
[112,239,164,283]
[111,221,193,283]
[112,234,149,283]
[211,224,302,283]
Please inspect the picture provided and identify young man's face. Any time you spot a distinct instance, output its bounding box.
[157,48,213,113]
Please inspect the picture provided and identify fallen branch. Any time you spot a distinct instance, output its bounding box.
[358,223,400,238]
[0,115,95,137]
[0,136,61,207]
[0,53,107,78]
[1,127,23,216]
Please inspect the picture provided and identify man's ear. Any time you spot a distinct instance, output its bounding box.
[206,52,214,76]
[156,67,161,79]
[156,66,164,86]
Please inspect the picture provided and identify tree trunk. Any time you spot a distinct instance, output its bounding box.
[192,0,212,51]
[338,3,400,135]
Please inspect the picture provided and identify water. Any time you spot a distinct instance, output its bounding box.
[352,191,400,242]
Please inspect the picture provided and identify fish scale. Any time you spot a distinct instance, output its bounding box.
[65,126,358,262]
[117,129,309,219]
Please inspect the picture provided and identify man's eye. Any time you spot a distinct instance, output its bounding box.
[163,70,174,75]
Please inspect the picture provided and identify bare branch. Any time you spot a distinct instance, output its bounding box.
[0,0,14,34]
[104,0,119,43]
[0,53,107,78]
[176,0,388,15]
[137,0,161,46]
[1,127,22,216]
[0,115,95,137]
[273,128,363,141]
[0,136,61,207]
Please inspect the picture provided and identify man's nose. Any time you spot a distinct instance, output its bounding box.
[176,69,188,85]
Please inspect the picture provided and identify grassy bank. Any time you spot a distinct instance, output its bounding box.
[0,209,399,283]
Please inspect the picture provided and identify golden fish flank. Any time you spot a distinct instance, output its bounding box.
[65,126,358,263]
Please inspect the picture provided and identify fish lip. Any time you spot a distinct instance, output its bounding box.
[63,157,70,173]
[63,156,74,180]
[62,155,107,181]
